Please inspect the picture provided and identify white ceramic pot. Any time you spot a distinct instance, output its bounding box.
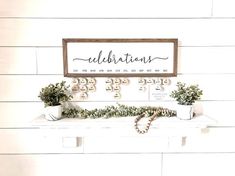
[44,105,62,121]
[177,104,194,120]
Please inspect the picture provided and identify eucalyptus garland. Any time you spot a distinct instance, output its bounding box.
[62,104,176,134]
[62,104,176,119]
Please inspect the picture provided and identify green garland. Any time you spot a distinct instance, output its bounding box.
[62,104,176,119]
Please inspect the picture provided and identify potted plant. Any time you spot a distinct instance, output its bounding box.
[38,81,73,121]
[170,82,203,120]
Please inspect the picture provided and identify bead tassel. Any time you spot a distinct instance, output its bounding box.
[134,108,176,134]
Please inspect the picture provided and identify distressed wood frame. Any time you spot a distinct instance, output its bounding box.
[63,38,178,77]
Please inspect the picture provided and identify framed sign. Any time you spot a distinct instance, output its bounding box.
[63,38,178,77]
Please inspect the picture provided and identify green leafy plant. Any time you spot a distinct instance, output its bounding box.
[170,82,203,105]
[38,81,73,107]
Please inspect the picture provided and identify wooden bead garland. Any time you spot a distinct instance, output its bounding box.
[134,108,176,134]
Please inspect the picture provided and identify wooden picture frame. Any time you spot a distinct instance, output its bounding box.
[63,38,178,77]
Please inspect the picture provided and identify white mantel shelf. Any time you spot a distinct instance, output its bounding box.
[33,115,216,128]
[30,115,217,137]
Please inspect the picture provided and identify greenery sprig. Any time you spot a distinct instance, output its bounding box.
[38,81,73,107]
[170,82,203,105]
[62,104,176,119]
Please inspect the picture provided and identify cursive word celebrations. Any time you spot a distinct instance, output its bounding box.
[73,50,168,65]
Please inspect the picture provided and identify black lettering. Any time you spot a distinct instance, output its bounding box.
[73,50,168,65]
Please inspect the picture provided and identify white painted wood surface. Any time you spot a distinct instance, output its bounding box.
[0,47,36,74]
[0,0,235,175]
[1,19,235,46]
[0,129,84,153]
[0,102,43,124]
[0,0,212,17]
[36,47,63,74]
[179,46,235,74]
[213,0,235,17]
[163,153,235,176]
[0,154,162,176]
[31,115,216,130]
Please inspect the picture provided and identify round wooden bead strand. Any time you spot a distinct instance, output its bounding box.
[134,108,176,134]
[134,111,158,134]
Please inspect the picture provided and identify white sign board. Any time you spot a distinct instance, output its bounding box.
[63,39,178,77]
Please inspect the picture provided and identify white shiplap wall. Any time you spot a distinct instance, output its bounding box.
[1,0,235,176]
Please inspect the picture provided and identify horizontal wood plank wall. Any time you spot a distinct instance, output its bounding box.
[0,19,235,124]
[163,153,235,176]
[0,0,234,126]
[0,0,212,18]
[1,0,235,175]
[1,19,235,46]
[0,154,162,176]
[213,0,235,17]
